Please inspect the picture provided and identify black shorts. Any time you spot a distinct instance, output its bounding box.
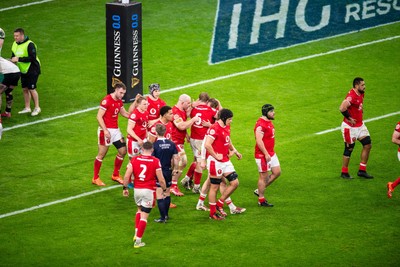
[2,72,20,87]
[156,169,172,188]
[21,73,39,90]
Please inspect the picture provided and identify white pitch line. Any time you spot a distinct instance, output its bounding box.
[0,185,120,219]
[3,107,98,132]
[315,111,400,135]
[0,0,54,12]
[1,35,399,219]
[3,35,400,133]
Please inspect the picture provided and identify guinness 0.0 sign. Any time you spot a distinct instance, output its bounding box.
[106,1,143,102]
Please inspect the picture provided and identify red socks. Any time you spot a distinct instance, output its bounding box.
[113,155,124,176]
[93,158,102,179]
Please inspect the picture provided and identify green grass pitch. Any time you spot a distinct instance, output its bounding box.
[0,0,399,266]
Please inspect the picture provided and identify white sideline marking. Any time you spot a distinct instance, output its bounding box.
[315,111,400,135]
[0,185,119,219]
[1,35,399,219]
[0,0,54,12]
[3,35,400,133]
[3,107,98,132]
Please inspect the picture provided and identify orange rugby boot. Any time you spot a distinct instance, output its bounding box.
[112,174,124,184]
[92,178,106,186]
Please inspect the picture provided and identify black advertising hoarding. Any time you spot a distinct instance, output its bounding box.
[106,1,142,102]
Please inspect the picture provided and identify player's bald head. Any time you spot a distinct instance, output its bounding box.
[179,94,191,102]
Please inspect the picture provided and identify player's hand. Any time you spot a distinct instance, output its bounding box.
[104,129,111,142]
[138,139,144,146]
[235,151,242,160]
[123,189,129,197]
[265,154,271,162]
[215,153,223,161]
[202,120,211,128]
[348,117,356,125]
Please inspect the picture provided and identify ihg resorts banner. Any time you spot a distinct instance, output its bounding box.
[106,2,142,102]
[210,0,400,64]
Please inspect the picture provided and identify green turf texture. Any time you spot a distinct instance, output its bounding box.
[0,0,399,266]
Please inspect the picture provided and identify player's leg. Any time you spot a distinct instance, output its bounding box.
[134,189,153,248]
[93,144,109,186]
[93,128,110,186]
[341,123,355,179]
[219,172,239,200]
[29,89,40,116]
[257,171,270,205]
[208,177,223,220]
[357,135,373,178]
[134,207,150,248]
[181,161,196,190]
[19,88,31,113]
[111,136,126,184]
[254,156,268,199]
[190,139,204,193]
[266,158,281,187]
[0,84,5,115]
[341,142,355,179]
[2,73,20,117]
[192,161,204,193]
[217,170,239,216]
[28,73,41,116]
[207,157,224,219]
[171,145,186,196]
[156,171,172,221]
[154,187,167,222]
[2,87,14,117]
[387,177,400,198]
[196,174,210,211]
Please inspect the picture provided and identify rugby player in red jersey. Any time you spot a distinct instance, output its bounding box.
[204,109,245,220]
[146,83,166,121]
[127,95,149,159]
[339,77,373,179]
[122,141,167,248]
[181,92,218,193]
[253,104,281,207]
[169,94,200,196]
[147,105,174,143]
[92,83,130,186]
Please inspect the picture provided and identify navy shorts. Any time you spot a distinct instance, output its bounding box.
[157,169,172,188]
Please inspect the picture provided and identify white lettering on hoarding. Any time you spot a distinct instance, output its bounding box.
[250,0,289,45]
[132,29,139,76]
[295,0,330,32]
[113,30,121,77]
[228,3,242,49]
[345,0,400,23]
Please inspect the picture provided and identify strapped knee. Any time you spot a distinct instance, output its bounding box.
[210,177,222,185]
[6,92,13,102]
[343,143,355,157]
[113,138,126,149]
[225,171,238,182]
[141,206,152,214]
[360,136,371,147]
